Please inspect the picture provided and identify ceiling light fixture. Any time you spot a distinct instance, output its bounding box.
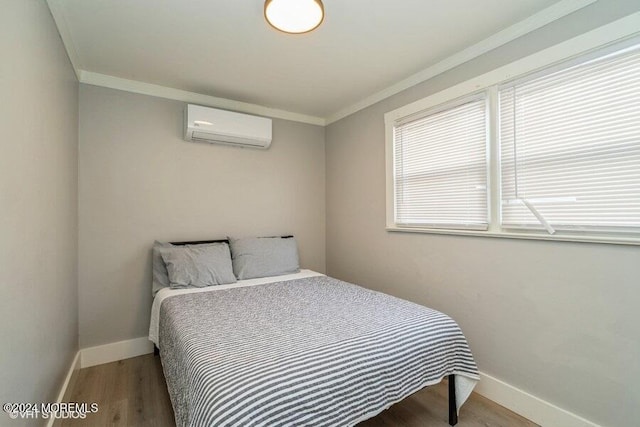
[264,0,324,34]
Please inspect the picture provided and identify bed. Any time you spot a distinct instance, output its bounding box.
[149,261,479,427]
[149,236,479,427]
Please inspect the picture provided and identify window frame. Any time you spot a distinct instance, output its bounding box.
[384,17,640,246]
[391,92,491,231]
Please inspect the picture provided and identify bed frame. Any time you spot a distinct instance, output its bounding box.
[154,238,459,426]
[448,374,458,425]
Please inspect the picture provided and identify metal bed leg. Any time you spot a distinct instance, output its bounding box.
[448,374,458,426]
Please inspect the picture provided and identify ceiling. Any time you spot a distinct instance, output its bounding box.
[49,0,574,122]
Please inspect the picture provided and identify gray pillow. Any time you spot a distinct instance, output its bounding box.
[229,236,300,280]
[158,243,236,288]
[152,241,173,296]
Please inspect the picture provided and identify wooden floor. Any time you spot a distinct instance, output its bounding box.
[59,354,538,427]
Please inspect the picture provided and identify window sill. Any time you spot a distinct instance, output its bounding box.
[386,226,640,246]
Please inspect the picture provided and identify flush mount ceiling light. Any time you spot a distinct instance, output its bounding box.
[264,0,324,34]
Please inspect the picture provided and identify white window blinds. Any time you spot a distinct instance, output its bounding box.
[500,43,640,233]
[393,94,488,229]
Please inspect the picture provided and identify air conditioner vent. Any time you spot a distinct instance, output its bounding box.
[184,105,272,149]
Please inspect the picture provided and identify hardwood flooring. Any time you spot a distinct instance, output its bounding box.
[57,354,173,427]
[59,354,538,427]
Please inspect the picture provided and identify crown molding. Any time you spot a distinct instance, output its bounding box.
[46,0,81,80]
[48,0,598,126]
[324,0,597,124]
[47,0,325,125]
[78,71,326,126]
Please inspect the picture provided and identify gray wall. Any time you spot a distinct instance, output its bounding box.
[325,1,640,426]
[78,85,326,348]
[0,1,79,425]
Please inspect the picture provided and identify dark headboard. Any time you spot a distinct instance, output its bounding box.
[169,236,293,246]
[169,239,229,246]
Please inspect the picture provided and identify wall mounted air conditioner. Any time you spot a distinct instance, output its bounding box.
[184,104,272,149]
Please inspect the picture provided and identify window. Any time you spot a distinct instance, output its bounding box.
[393,94,488,230]
[500,45,640,234]
[385,31,640,244]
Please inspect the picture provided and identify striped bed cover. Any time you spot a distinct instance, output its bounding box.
[158,275,479,427]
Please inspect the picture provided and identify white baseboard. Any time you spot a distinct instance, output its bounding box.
[475,371,601,427]
[80,337,153,368]
[46,351,80,427]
